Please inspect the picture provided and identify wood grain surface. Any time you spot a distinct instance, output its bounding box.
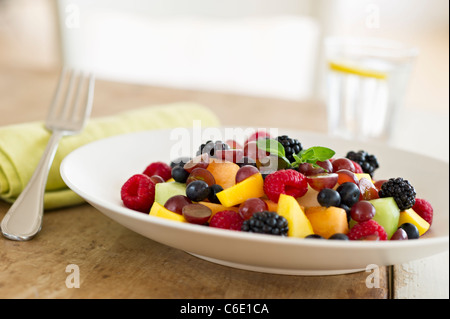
[1,66,444,299]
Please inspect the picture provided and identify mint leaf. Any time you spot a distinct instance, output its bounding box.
[256,138,290,167]
[299,146,335,163]
[256,138,284,158]
[255,139,335,171]
[293,146,335,171]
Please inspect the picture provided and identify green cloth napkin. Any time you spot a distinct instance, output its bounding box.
[0,103,220,210]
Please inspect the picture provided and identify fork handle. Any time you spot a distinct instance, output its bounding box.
[1,130,65,241]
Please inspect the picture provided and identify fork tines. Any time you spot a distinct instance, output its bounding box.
[46,68,95,131]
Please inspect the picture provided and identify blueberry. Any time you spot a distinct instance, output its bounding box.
[208,184,223,204]
[317,188,341,207]
[336,182,360,207]
[186,180,211,202]
[328,233,349,240]
[305,234,325,239]
[171,166,189,183]
[399,223,420,239]
[339,203,351,222]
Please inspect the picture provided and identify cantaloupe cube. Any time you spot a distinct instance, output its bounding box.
[398,208,430,236]
[263,198,279,212]
[149,202,186,222]
[277,194,314,238]
[216,173,264,207]
[206,159,240,189]
[305,206,349,239]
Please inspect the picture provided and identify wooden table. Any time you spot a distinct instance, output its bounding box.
[0,67,447,300]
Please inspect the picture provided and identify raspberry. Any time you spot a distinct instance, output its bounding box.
[348,220,387,241]
[263,169,308,203]
[121,174,156,213]
[143,161,172,181]
[413,198,433,225]
[209,210,244,231]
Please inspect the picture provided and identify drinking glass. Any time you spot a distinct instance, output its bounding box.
[324,37,418,142]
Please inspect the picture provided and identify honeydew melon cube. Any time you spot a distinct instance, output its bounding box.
[154,182,186,206]
[369,197,400,239]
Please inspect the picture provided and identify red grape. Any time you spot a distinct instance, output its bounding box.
[186,168,216,186]
[306,173,338,191]
[182,204,212,224]
[235,165,259,183]
[373,179,387,191]
[164,195,192,215]
[149,175,165,184]
[391,228,408,240]
[238,198,268,220]
[183,153,210,173]
[336,169,359,185]
[215,149,244,163]
[350,200,376,222]
[359,177,380,200]
[297,160,333,176]
[332,158,356,173]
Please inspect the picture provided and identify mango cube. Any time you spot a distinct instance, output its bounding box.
[149,202,186,222]
[277,194,314,238]
[216,173,264,207]
[398,208,430,236]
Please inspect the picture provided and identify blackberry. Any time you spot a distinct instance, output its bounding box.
[277,135,302,163]
[379,177,416,211]
[170,156,192,168]
[196,140,230,157]
[241,211,288,236]
[346,150,379,176]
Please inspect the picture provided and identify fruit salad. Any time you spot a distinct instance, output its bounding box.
[120,131,434,241]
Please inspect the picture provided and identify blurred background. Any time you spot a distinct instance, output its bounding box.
[0,0,448,160]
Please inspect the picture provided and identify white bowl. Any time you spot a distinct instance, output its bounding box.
[60,127,449,275]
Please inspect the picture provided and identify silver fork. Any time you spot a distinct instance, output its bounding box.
[1,68,95,241]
